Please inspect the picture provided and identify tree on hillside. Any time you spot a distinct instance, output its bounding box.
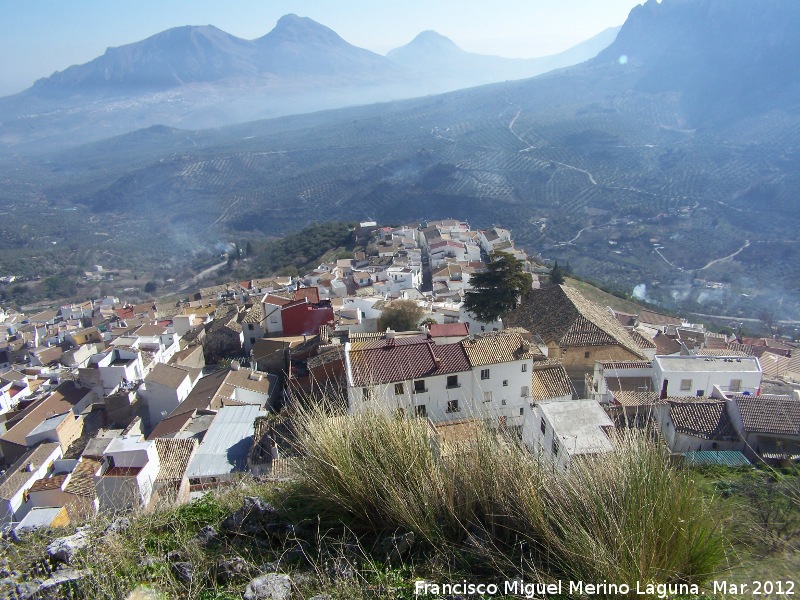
[378,300,425,332]
[549,260,565,285]
[463,251,533,323]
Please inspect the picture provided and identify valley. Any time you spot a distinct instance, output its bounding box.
[1,0,800,324]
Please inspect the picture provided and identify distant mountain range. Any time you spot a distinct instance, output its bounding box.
[388,26,620,87]
[2,0,800,319]
[0,14,617,154]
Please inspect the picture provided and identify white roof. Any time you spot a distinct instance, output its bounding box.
[539,400,614,456]
[15,506,64,531]
[654,355,761,373]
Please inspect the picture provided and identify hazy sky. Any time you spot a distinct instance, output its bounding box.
[0,0,643,97]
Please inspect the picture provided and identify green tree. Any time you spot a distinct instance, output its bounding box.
[378,300,425,332]
[144,280,158,294]
[549,260,565,285]
[463,251,532,323]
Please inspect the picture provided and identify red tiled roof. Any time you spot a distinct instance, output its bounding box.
[600,361,652,370]
[294,287,320,304]
[428,323,469,338]
[263,294,291,306]
[105,466,142,477]
[349,339,470,386]
[638,310,682,328]
[29,474,67,492]
[148,409,196,439]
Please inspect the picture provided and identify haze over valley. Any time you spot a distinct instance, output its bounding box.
[2,0,800,323]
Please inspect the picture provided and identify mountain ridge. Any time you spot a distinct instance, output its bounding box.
[3,0,797,318]
[0,15,618,154]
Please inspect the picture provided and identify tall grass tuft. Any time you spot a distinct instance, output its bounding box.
[507,432,727,590]
[290,403,726,590]
[291,400,456,542]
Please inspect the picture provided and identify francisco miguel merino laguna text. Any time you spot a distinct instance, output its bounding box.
[415,579,701,598]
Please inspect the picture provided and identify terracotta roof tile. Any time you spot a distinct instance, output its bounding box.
[64,457,101,498]
[428,323,469,338]
[612,391,659,407]
[349,339,470,386]
[628,329,657,349]
[155,438,198,482]
[29,474,67,492]
[506,286,645,359]
[148,409,196,439]
[462,331,543,367]
[145,363,192,389]
[668,401,738,440]
[242,304,263,324]
[530,362,573,400]
[734,395,800,435]
[638,310,682,328]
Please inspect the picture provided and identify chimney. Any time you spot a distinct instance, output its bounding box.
[433,356,442,369]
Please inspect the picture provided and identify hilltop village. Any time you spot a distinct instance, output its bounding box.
[1,219,799,530]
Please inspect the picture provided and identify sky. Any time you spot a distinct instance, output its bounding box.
[0,0,644,97]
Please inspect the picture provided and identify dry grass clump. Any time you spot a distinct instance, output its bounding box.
[291,402,726,591]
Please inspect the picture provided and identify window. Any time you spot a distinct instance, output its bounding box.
[250,337,255,345]
[519,407,524,416]
[480,368,490,380]
[248,324,254,331]
[447,399,460,413]
[540,418,546,434]
[521,363,527,373]
[501,399,507,405]
[394,383,404,395]
[730,379,742,392]
[446,375,460,389]
[696,390,705,397]
[362,387,372,401]
[415,405,427,417]
[503,380,508,387]
[483,391,492,402]
[552,437,560,456]
[584,351,591,359]
[680,379,692,391]
[414,379,427,393]
[521,386,529,397]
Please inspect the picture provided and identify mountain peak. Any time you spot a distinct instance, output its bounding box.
[411,30,459,48]
[260,13,344,46]
[387,30,463,60]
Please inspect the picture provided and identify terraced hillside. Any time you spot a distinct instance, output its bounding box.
[2,0,800,319]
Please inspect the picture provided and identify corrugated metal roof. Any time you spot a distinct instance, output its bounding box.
[185,404,265,479]
[682,451,751,467]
